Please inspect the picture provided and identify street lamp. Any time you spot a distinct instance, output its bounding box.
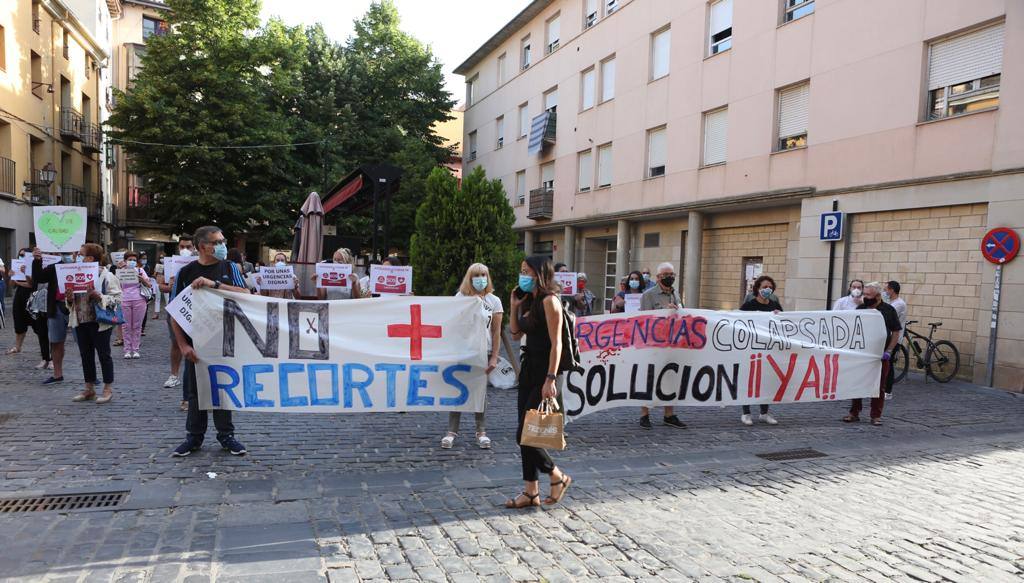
[23,162,57,196]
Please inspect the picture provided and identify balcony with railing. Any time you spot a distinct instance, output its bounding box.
[82,123,102,154]
[126,187,159,224]
[528,187,554,220]
[60,184,87,208]
[87,193,104,218]
[60,108,83,141]
[0,157,14,198]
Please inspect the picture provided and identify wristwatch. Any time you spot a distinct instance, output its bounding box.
[545,373,557,381]
[213,280,221,289]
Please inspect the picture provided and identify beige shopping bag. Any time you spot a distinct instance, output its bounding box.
[520,398,566,451]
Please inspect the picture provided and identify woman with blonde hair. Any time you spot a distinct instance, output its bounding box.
[318,247,362,300]
[441,263,503,450]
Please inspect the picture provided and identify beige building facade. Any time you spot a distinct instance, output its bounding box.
[456,0,1024,389]
[0,0,110,256]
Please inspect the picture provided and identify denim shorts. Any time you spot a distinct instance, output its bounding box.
[47,309,69,343]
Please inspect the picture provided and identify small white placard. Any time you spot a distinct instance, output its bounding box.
[370,265,412,296]
[316,263,353,289]
[624,294,643,314]
[258,266,295,291]
[55,262,100,295]
[554,272,578,296]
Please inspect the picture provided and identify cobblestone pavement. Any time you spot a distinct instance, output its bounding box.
[1,309,1024,582]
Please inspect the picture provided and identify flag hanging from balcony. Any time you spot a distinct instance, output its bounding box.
[528,111,555,155]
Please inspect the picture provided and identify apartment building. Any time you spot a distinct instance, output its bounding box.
[0,0,110,256]
[456,0,1024,389]
[107,0,172,261]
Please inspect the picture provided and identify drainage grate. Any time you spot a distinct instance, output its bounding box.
[0,491,129,513]
[755,448,828,462]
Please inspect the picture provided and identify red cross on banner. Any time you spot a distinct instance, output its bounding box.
[388,304,443,361]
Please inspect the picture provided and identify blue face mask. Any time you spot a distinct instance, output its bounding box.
[759,288,773,299]
[275,261,286,268]
[75,256,84,264]
[62,254,74,263]
[518,274,535,293]
[213,243,228,261]
[127,260,137,268]
[472,276,488,292]
[629,279,641,290]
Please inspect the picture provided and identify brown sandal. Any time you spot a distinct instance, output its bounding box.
[72,390,96,402]
[545,474,572,505]
[842,415,859,423]
[504,492,540,509]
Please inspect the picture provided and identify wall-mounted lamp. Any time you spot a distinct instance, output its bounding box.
[31,82,55,94]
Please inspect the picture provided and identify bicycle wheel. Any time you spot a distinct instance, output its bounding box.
[891,343,909,384]
[925,340,960,383]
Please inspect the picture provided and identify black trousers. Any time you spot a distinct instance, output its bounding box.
[184,360,235,441]
[742,404,770,415]
[75,323,113,384]
[516,353,556,482]
[12,288,30,334]
[34,316,51,361]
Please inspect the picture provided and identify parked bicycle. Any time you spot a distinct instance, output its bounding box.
[891,320,961,383]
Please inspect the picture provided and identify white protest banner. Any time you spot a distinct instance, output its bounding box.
[33,206,88,253]
[370,265,412,295]
[163,255,198,280]
[117,268,139,285]
[624,294,642,314]
[258,266,295,291]
[563,309,886,420]
[188,291,488,413]
[10,259,29,282]
[55,262,99,295]
[110,251,126,265]
[41,254,62,268]
[316,263,353,289]
[554,272,578,296]
[166,286,195,337]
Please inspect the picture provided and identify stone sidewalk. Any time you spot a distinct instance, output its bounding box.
[1,311,1023,581]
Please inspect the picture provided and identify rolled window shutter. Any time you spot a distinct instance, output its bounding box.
[548,17,560,46]
[598,146,613,186]
[710,0,732,37]
[583,69,595,108]
[601,59,616,101]
[648,128,667,170]
[578,151,593,190]
[703,109,728,165]
[778,83,809,139]
[541,163,555,185]
[928,23,1004,90]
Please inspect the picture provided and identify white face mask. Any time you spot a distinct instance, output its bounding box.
[275,261,286,268]
[882,291,891,302]
[850,288,863,298]
[179,248,193,257]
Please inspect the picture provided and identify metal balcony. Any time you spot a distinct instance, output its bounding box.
[527,187,554,221]
[60,184,87,208]
[82,123,102,154]
[126,187,158,224]
[60,108,83,141]
[87,194,103,218]
[0,157,14,197]
[27,168,54,204]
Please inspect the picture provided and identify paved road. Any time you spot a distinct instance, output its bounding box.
[1,308,1023,582]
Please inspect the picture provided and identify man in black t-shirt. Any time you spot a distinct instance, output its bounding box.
[170,226,250,457]
[844,282,902,426]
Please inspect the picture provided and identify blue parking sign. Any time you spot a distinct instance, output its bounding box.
[820,212,844,241]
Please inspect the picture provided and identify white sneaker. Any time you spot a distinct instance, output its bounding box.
[741,414,753,426]
[884,392,893,401]
[163,375,181,388]
[761,413,779,425]
[124,352,132,359]
[132,351,141,359]
[476,433,492,449]
[441,433,456,449]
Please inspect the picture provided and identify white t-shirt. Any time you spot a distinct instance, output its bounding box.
[832,295,861,311]
[890,297,908,341]
[456,291,504,351]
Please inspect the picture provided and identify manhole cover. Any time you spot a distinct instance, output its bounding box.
[0,491,129,513]
[755,448,828,462]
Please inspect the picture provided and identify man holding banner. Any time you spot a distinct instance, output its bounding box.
[638,262,686,430]
[844,282,902,426]
[170,226,250,457]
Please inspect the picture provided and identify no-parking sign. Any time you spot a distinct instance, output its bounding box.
[981,228,1020,265]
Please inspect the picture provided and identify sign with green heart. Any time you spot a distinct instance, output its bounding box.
[33,206,88,253]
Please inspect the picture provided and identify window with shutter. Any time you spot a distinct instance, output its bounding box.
[519,104,529,138]
[496,117,505,149]
[783,0,814,23]
[497,53,506,85]
[585,0,598,28]
[466,75,478,106]
[703,108,728,166]
[606,0,619,16]
[544,88,558,113]
[776,82,809,151]
[601,57,616,102]
[468,131,478,161]
[651,28,671,80]
[647,127,667,178]
[541,163,555,191]
[597,144,613,187]
[515,170,526,206]
[581,68,596,110]
[578,150,593,192]
[546,14,561,54]
[521,36,531,70]
[709,0,732,55]
[926,23,1003,120]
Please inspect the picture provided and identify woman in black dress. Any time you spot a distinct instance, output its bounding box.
[506,256,572,508]
[739,275,782,426]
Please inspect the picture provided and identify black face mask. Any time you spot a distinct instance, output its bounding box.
[661,276,675,288]
[862,297,878,307]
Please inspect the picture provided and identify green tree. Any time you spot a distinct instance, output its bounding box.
[107,0,307,244]
[410,167,521,297]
